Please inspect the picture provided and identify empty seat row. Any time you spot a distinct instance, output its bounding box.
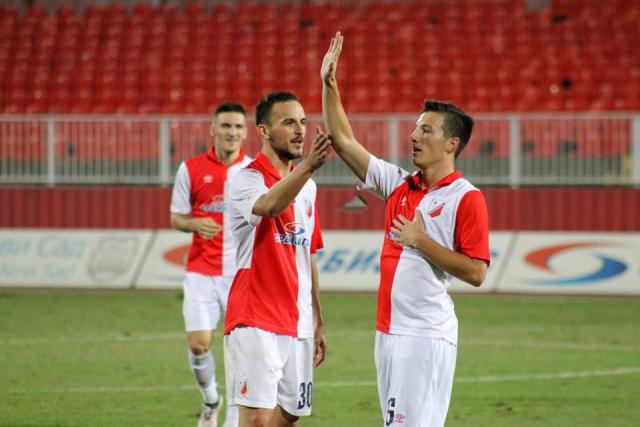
[0,0,639,114]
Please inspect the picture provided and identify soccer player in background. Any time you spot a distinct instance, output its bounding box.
[321,33,490,427]
[170,102,253,427]
[223,92,330,427]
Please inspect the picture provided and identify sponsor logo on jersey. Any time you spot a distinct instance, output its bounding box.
[385,230,400,241]
[202,175,213,184]
[525,242,627,285]
[274,222,309,246]
[240,380,248,396]
[200,194,225,213]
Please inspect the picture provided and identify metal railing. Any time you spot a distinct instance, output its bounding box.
[1,113,639,187]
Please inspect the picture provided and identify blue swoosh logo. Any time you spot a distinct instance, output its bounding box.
[529,254,627,286]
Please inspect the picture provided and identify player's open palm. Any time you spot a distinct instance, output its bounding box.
[321,31,343,85]
[195,217,221,240]
[306,127,332,172]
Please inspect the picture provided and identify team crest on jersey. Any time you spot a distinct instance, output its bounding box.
[400,196,407,207]
[303,198,313,217]
[274,222,309,246]
[202,175,213,184]
[428,202,445,217]
[200,194,225,212]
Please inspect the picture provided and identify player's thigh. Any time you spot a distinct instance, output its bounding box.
[278,337,314,417]
[182,272,221,332]
[238,406,274,427]
[375,333,457,427]
[224,327,290,410]
[375,331,393,421]
[212,275,234,314]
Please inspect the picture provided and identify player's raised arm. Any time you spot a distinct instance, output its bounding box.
[321,31,370,182]
[252,128,332,217]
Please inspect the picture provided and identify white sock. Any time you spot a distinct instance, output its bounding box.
[188,349,219,405]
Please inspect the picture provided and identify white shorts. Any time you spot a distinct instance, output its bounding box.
[182,272,233,332]
[375,332,457,427]
[224,327,314,417]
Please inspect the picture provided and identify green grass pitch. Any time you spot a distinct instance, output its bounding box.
[0,290,638,426]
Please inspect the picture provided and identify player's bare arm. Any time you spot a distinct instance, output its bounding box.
[321,31,370,182]
[391,212,488,287]
[310,254,327,367]
[252,128,332,217]
[170,214,221,240]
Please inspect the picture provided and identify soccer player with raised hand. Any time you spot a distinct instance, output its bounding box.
[322,31,490,427]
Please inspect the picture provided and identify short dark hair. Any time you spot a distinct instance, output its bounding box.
[422,100,474,158]
[215,102,246,117]
[255,91,299,126]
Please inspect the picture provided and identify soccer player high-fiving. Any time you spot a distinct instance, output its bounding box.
[223,92,330,427]
[321,32,490,427]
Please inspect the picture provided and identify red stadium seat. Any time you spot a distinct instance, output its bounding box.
[0,1,639,114]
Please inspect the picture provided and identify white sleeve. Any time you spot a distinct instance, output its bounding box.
[170,162,192,215]
[229,168,268,227]
[356,154,409,200]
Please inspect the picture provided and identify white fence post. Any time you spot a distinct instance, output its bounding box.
[632,115,640,187]
[159,118,171,186]
[509,116,521,188]
[47,118,56,186]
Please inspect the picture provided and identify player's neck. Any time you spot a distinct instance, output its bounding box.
[262,148,293,178]
[214,146,240,166]
[421,162,455,187]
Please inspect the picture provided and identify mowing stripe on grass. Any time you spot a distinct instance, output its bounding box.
[455,367,640,383]
[462,339,640,352]
[0,332,185,344]
[2,332,638,352]
[2,367,639,395]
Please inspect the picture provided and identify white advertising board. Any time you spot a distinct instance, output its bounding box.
[317,231,509,292]
[0,229,153,288]
[497,232,640,295]
[136,230,192,289]
[138,230,386,291]
[7,228,635,295]
[136,230,513,292]
[316,231,384,291]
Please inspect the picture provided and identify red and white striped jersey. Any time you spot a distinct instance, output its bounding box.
[170,148,252,277]
[361,155,490,345]
[224,153,323,339]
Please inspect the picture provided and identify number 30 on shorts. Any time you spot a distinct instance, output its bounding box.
[297,382,313,409]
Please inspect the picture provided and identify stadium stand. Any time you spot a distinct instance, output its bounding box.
[0,0,639,114]
[0,0,638,192]
[0,0,639,230]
